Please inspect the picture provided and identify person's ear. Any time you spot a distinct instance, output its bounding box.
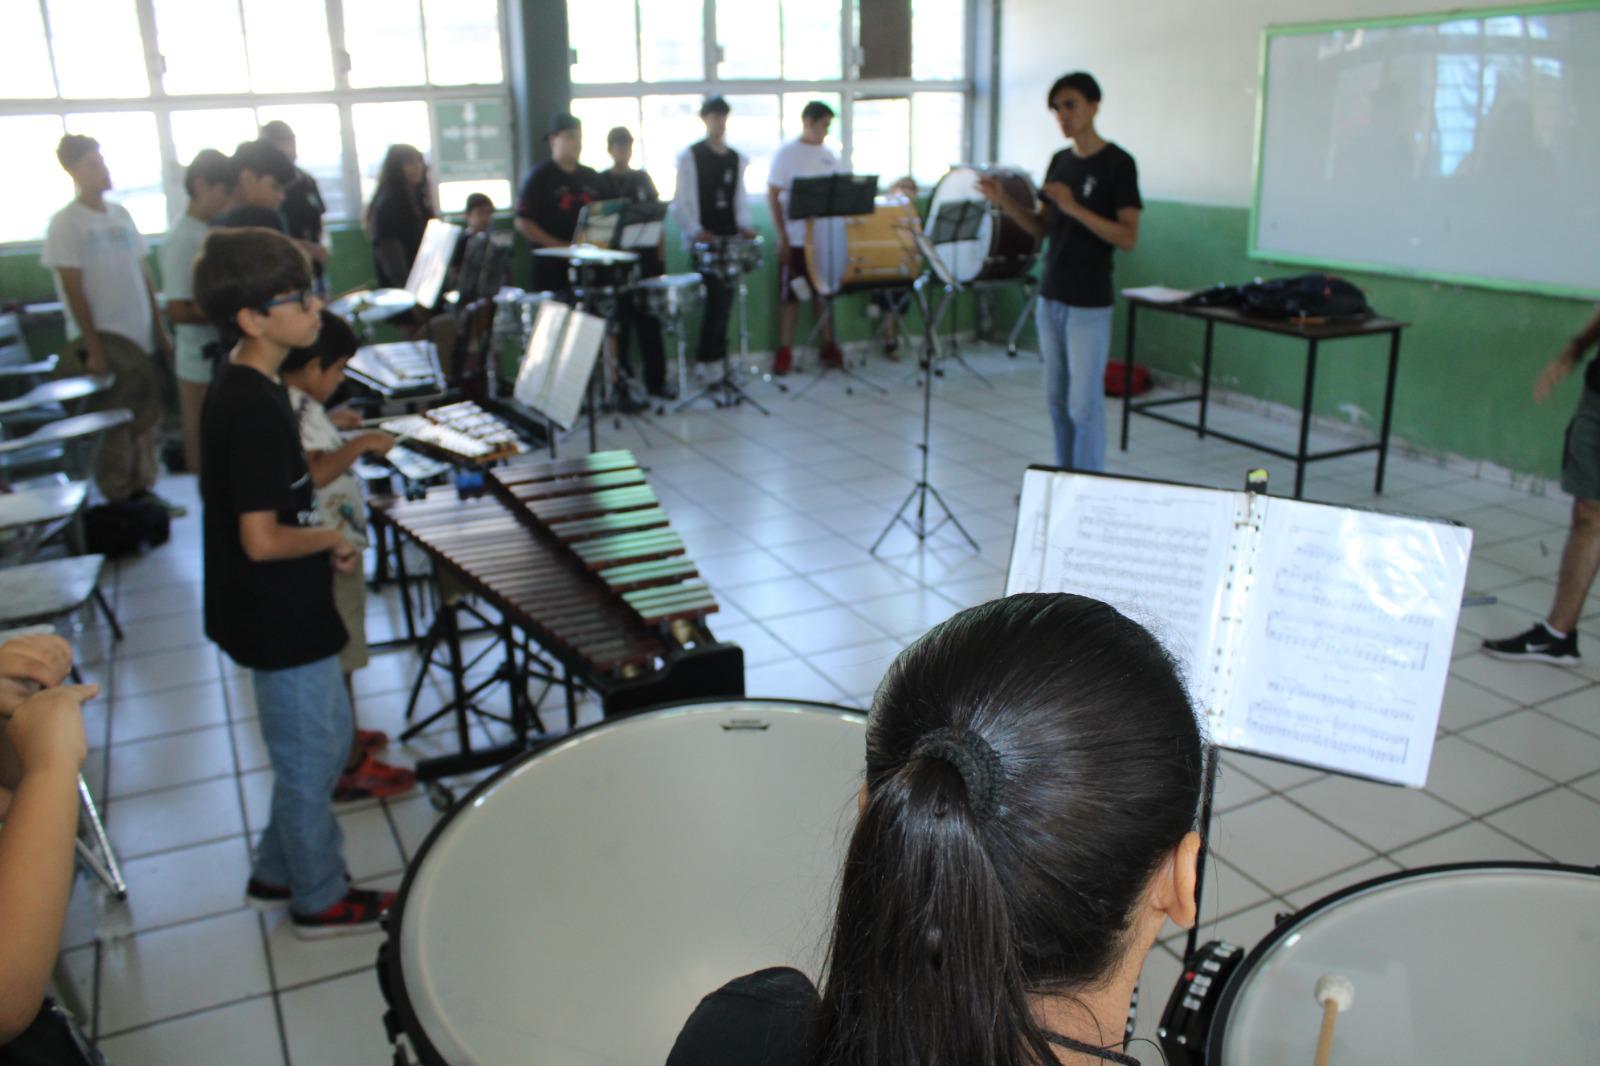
[234,306,266,341]
[1161,830,1201,930]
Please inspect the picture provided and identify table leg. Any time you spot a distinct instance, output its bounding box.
[1199,319,1216,439]
[1120,302,1138,451]
[1375,330,1401,494]
[1295,339,1320,499]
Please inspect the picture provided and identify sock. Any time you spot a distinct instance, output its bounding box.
[1541,622,1568,639]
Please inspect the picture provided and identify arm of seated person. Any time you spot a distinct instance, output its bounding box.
[0,685,95,1043]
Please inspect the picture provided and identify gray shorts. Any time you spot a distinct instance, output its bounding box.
[1561,386,1600,501]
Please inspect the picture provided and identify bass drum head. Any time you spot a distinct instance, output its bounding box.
[387,699,866,1065]
[1210,863,1600,1063]
[927,166,995,285]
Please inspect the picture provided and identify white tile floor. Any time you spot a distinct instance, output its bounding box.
[56,344,1600,1064]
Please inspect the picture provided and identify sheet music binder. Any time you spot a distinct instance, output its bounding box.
[513,301,607,431]
[789,173,879,219]
[575,199,668,250]
[1004,467,1472,787]
[929,200,986,245]
[404,218,464,308]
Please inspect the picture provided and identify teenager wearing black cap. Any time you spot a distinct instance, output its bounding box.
[673,96,755,367]
[514,112,612,294]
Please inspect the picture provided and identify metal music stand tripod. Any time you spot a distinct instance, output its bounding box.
[787,173,888,400]
[871,244,980,555]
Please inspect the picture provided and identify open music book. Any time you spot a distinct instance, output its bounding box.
[513,300,607,431]
[1005,469,1472,787]
[404,219,464,308]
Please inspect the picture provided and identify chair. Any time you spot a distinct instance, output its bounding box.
[0,312,60,400]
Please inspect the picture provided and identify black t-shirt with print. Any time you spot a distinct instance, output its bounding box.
[1039,143,1142,308]
[692,141,741,237]
[517,160,612,291]
[200,361,346,670]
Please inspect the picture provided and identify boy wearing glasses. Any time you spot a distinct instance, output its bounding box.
[193,227,394,937]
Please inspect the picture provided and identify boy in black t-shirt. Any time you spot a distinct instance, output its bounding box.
[192,227,394,938]
[514,112,612,293]
[981,72,1142,472]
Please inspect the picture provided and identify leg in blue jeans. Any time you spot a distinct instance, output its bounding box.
[249,655,352,915]
[1034,300,1114,470]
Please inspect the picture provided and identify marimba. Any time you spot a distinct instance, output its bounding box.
[371,449,744,790]
[346,340,446,402]
[381,400,527,466]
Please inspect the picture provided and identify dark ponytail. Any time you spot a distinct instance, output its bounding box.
[807,593,1203,1066]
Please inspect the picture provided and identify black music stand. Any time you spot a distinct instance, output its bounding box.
[918,202,992,386]
[787,174,888,399]
[870,260,980,555]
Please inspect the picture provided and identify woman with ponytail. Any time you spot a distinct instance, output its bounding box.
[668,593,1205,1066]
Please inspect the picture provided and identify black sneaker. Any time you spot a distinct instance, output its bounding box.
[1482,623,1580,665]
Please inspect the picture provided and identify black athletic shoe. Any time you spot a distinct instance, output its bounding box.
[1482,623,1580,665]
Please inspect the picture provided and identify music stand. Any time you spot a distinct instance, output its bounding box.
[917,211,992,387]
[514,298,608,455]
[870,246,980,555]
[788,173,887,398]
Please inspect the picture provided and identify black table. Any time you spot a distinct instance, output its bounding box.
[1118,297,1409,499]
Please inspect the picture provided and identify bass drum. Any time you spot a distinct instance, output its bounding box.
[377,699,867,1066]
[805,195,922,297]
[926,165,1041,285]
[1160,862,1600,1064]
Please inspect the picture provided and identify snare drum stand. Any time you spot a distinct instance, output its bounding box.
[572,286,654,452]
[870,275,980,554]
[677,269,771,415]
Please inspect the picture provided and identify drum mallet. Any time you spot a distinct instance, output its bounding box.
[1313,974,1354,1066]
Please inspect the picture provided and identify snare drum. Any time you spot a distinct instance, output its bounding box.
[926,165,1041,285]
[534,245,640,294]
[691,235,764,280]
[378,698,866,1066]
[805,196,922,297]
[635,273,705,319]
[1159,862,1600,1064]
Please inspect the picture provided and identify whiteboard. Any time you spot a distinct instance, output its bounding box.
[1251,5,1600,299]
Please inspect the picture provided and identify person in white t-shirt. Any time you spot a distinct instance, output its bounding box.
[160,148,236,478]
[766,101,843,376]
[41,134,179,513]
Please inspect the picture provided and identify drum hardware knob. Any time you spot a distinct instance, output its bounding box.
[720,718,770,731]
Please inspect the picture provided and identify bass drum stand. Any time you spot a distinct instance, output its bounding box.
[870,274,980,554]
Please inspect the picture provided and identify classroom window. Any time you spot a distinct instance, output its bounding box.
[569,0,972,197]
[3,0,512,245]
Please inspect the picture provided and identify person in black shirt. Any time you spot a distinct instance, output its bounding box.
[672,96,755,365]
[260,120,329,295]
[667,595,1203,1066]
[192,226,395,938]
[604,125,671,398]
[212,139,295,232]
[367,143,435,289]
[982,71,1142,472]
[514,113,612,294]
[1482,305,1600,664]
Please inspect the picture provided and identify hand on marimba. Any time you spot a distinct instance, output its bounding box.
[360,431,398,457]
[329,406,365,430]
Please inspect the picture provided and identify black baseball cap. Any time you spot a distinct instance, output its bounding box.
[547,112,581,138]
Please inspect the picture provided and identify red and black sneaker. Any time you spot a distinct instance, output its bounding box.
[772,346,793,376]
[291,887,396,940]
[355,728,390,757]
[245,877,291,913]
[334,753,417,803]
[820,341,846,368]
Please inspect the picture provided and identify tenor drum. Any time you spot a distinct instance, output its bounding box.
[635,273,705,318]
[534,246,640,294]
[377,699,867,1065]
[804,196,922,297]
[691,235,764,280]
[1160,862,1600,1064]
[926,165,1041,285]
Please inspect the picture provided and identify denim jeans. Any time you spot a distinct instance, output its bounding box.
[249,655,352,915]
[1035,299,1114,471]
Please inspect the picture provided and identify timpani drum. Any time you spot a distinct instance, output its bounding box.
[1160,862,1600,1064]
[925,165,1041,285]
[377,699,867,1065]
[691,235,764,281]
[635,273,705,319]
[804,195,922,297]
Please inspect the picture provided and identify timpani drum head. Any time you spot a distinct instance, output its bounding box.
[1209,863,1600,1063]
[383,699,866,1065]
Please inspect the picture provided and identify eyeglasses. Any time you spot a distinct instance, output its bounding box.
[260,289,314,313]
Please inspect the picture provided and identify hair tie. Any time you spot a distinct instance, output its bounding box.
[910,727,1003,821]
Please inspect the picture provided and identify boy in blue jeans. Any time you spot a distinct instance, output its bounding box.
[192,226,392,937]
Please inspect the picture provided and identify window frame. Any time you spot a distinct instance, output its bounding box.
[567,0,976,191]
[0,0,514,245]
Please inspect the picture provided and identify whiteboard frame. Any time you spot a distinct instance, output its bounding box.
[1247,0,1600,302]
